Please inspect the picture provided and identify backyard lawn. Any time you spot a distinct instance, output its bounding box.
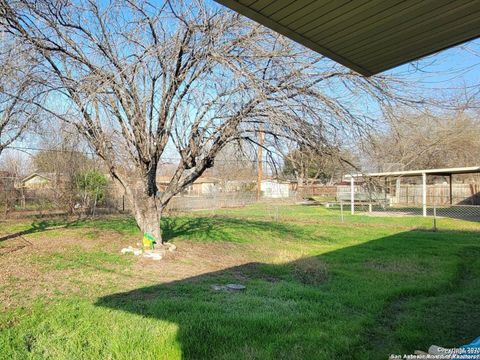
[0,205,479,359]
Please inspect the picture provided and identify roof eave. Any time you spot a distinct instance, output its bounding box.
[345,166,480,179]
[215,0,373,76]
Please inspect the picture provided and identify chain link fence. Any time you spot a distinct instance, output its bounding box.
[2,173,479,227]
[0,175,300,220]
[332,180,480,223]
[0,177,123,219]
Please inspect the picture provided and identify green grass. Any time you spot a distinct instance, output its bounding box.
[34,246,132,271]
[0,205,479,359]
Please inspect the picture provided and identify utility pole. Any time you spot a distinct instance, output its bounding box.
[256,129,264,201]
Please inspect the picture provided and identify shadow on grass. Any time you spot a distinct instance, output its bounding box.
[0,217,141,243]
[96,229,480,360]
[0,219,77,242]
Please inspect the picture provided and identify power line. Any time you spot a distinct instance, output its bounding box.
[4,145,269,164]
[6,145,97,155]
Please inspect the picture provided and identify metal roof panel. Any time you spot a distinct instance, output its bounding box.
[215,0,480,76]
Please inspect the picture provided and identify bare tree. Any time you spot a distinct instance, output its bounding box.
[282,145,356,187]
[31,123,99,213]
[0,0,418,243]
[0,149,25,217]
[365,108,480,171]
[208,142,256,184]
[0,34,40,156]
[0,149,30,178]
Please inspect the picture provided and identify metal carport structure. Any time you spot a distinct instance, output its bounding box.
[344,166,480,217]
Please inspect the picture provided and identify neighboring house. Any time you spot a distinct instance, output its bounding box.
[20,173,53,190]
[156,176,220,196]
[19,173,69,190]
[190,177,220,195]
[261,179,290,198]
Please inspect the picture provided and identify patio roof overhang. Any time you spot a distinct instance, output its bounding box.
[214,0,480,76]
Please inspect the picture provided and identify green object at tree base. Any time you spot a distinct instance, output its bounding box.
[143,233,156,250]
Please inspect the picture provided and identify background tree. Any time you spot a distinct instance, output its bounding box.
[282,145,354,186]
[75,170,108,213]
[208,142,257,186]
[0,150,30,178]
[0,150,28,216]
[0,33,41,156]
[1,0,421,244]
[365,109,480,171]
[30,123,99,213]
[32,127,95,175]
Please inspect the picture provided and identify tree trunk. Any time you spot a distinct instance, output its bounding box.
[130,188,163,244]
[297,176,305,187]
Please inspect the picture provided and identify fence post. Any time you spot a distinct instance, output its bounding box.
[92,188,98,217]
[422,172,427,217]
[433,203,437,232]
[340,201,344,222]
[350,176,355,215]
[449,173,453,205]
[395,177,401,204]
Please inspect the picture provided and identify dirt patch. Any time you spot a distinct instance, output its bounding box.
[0,226,140,309]
[0,236,33,256]
[132,240,253,283]
[0,227,260,310]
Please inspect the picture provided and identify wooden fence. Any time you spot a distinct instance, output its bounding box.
[394,184,480,205]
[296,185,337,198]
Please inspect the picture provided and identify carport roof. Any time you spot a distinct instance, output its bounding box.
[345,166,480,179]
[214,0,480,76]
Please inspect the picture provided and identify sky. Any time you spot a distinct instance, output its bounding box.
[386,39,480,100]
